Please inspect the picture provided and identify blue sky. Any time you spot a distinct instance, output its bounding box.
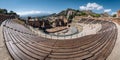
[0,0,119,16]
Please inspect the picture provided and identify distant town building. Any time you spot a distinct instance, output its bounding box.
[117,10,120,18]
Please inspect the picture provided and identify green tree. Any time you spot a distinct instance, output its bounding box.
[112,14,116,17]
[8,10,17,15]
[0,9,3,13]
[0,9,8,14]
[68,15,74,19]
[28,16,32,20]
[3,9,7,14]
[91,14,101,17]
[80,12,87,16]
[76,10,80,12]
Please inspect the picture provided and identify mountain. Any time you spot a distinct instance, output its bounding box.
[57,8,76,16]
[101,12,111,17]
[43,8,102,18]
[20,13,50,17]
[26,8,111,19]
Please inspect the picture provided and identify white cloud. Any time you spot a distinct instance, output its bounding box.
[80,6,86,10]
[16,10,51,16]
[80,2,103,10]
[111,12,117,15]
[104,9,111,12]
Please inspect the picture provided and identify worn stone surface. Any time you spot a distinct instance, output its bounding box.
[107,22,120,60]
[0,25,12,60]
[0,20,120,60]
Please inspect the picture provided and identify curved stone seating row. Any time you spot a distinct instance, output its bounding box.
[0,14,14,23]
[2,19,118,60]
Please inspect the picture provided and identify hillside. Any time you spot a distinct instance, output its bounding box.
[41,8,111,19]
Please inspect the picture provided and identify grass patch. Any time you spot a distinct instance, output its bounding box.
[13,19,25,25]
